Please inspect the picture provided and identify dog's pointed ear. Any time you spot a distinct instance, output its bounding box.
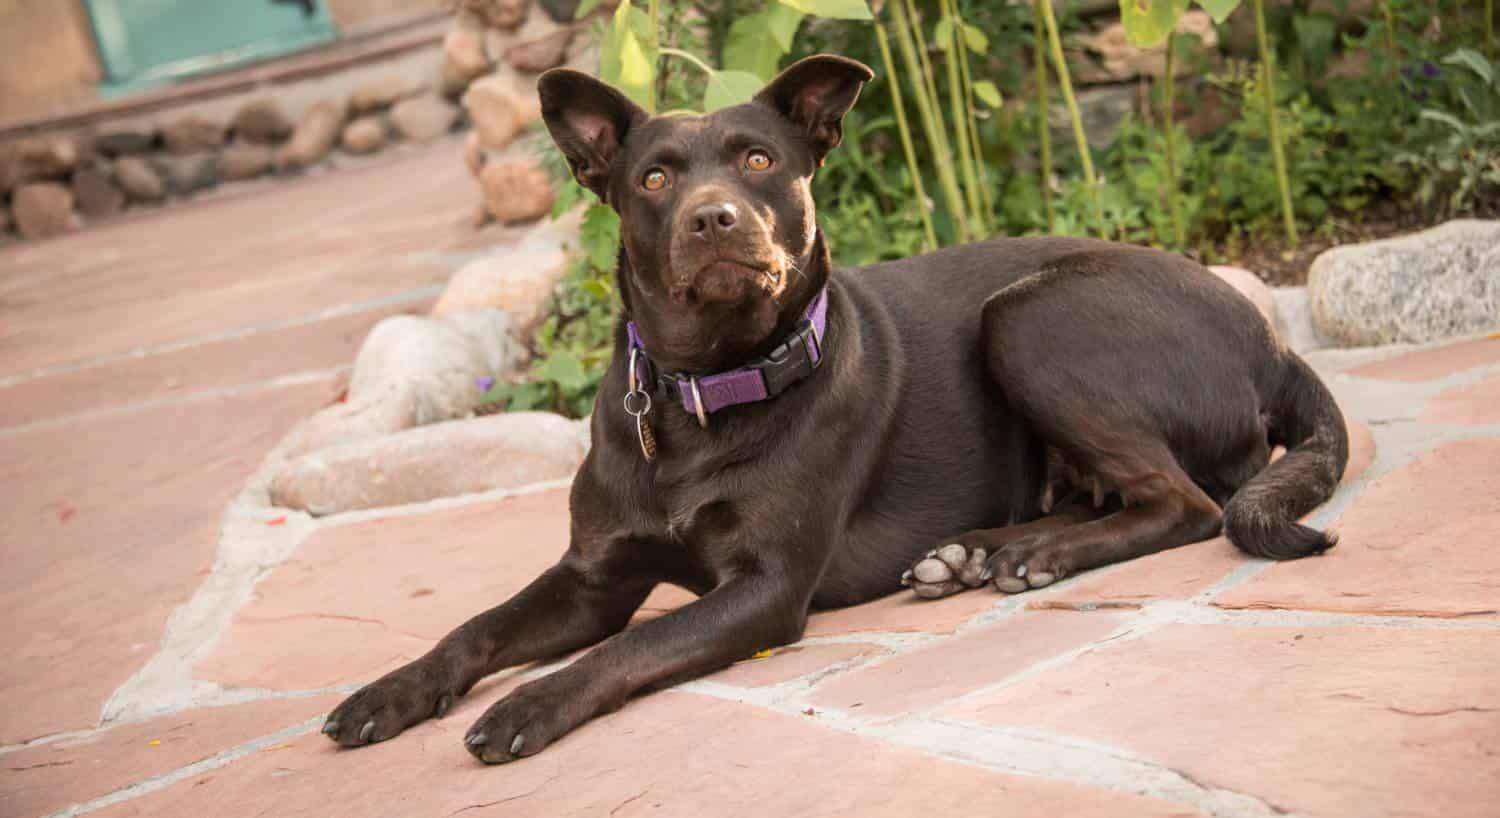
[538,69,650,201]
[754,55,874,166]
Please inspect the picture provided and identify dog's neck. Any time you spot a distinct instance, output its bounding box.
[618,230,832,376]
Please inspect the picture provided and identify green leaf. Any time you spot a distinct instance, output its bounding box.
[776,0,873,21]
[723,5,804,80]
[972,80,1002,109]
[1120,0,1190,48]
[934,18,954,51]
[1443,47,1496,87]
[574,0,603,19]
[1192,0,1241,24]
[580,203,621,271]
[535,350,591,393]
[962,23,988,54]
[704,69,767,111]
[600,0,657,111]
[1420,109,1469,133]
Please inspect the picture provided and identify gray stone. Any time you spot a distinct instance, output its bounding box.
[232,98,294,143]
[12,182,78,239]
[341,116,389,154]
[269,411,586,516]
[217,142,274,181]
[1066,85,1137,150]
[113,156,166,202]
[278,310,522,457]
[389,96,459,143]
[1,136,80,192]
[1272,286,1336,355]
[71,162,126,219]
[275,99,346,171]
[159,152,220,195]
[1308,220,1500,347]
[94,124,157,156]
[161,115,226,155]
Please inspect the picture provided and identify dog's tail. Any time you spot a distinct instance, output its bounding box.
[1224,353,1349,560]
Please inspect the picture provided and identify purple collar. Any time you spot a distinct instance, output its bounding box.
[626,286,830,424]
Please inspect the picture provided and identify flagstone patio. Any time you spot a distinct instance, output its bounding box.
[2,140,1497,818]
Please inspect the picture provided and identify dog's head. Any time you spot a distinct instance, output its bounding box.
[538,55,872,372]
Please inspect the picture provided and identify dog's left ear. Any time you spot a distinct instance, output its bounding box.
[754,55,874,166]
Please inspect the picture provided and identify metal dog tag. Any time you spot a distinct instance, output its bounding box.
[626,349,657,463]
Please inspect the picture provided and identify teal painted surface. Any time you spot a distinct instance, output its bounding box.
[85,0,337,96]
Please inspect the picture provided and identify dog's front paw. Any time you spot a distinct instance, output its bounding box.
[322,662,454,748]
[901,543,991,599]
[463,674,589,765]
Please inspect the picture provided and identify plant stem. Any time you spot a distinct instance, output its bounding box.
[1162,34,1185,249]
[955,19,995,226]
[1251,0,1299,246]
[875,21,939,250]
[890,0,970,242]
[659,46,712,74]
[647,0,660,51]
[939,0,985,234]
[1380,0,1397,74]
[1036,0,1099,226]
[1488,0,1495,57]
[1032,2,1055,233]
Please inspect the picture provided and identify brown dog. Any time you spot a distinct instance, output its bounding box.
[321,55,1348,763]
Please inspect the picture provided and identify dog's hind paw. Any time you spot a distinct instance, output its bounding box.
[903,543,990,599]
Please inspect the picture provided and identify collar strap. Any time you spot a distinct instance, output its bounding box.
[627,285,829,420]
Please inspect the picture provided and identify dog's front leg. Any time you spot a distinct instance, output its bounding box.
[462,570,808,764]
[322,557,655,747]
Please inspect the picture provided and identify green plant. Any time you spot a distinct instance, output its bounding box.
[1396,47,1500,212]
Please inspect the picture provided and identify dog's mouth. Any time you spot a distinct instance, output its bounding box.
[673,255,784,305]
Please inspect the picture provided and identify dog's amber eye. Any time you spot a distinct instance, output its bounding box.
[642,168,668,191]
[745,150,772,172]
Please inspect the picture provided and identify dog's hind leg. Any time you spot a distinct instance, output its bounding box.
[980,437,1223,592]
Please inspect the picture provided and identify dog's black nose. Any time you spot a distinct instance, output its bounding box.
[688,203,739,238]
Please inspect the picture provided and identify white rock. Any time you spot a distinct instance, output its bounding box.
[281,310,521,457]
[269,411,584,515]
[1308,220,1500,347]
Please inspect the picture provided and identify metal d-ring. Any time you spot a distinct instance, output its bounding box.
[689,377,709,428]
[628,347,643,393]
[623,389,651,417]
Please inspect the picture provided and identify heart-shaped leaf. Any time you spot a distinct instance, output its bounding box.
[972,80,1002,109]
[777,0,873,21]
[1194,0,1242,24]
[724,5,805,80]
[600,0,657,111]
[1120,0,1189,48]
[934,17,955,51]
[704,69,767,111]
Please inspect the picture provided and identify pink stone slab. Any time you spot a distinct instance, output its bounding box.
[1348,336,1500,382]
[0,380,334,744]
[1216,439,1500,617]
[93,691,1205,818]
[1422,372,1500,426]
[947,625,1500,818]
[810,610,1123,717]
[0,696,336,818]
[195,488,574,691]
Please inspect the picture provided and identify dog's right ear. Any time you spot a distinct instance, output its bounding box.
[538,69,649,202]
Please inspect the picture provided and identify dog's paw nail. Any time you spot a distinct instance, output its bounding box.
[435,695,452,718]
[900,569,914,586]
[979,567,994,582]
[321,720,339,737]
[1027,571,1056,588]
[465,732,488,748]
[913,558,953,584]
[510,734,525,755]
[994,577,1028,593]
[924,549,938,559]
[359,721,375,743]
[1015,564,1028,578]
